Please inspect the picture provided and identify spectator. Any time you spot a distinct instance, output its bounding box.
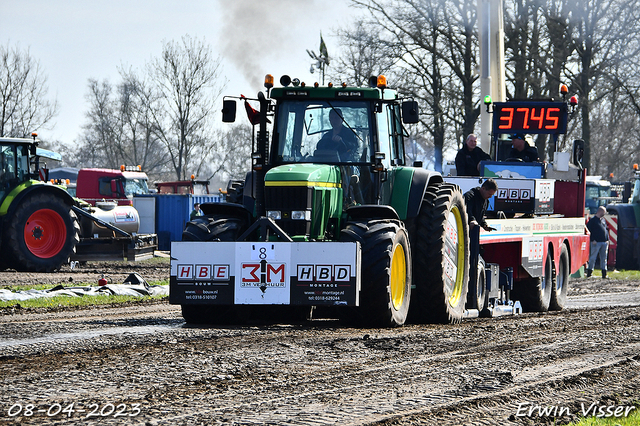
[190,203,203,220]
[586,206,609,279]
[464,179,498,306]
[455,134,491,176]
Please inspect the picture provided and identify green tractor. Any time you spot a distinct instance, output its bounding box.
[0,136,80,272]
[170,75,470,327]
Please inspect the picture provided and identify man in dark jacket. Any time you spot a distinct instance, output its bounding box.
[464,179,498,308]
[464,179,498,232]
[586,206,609,278]
[455,133,491,176]
[508,133,539,162]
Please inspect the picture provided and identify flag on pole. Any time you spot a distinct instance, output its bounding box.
[241,94,260,125]
[320,33,329,65]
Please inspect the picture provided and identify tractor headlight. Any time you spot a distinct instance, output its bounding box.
[267,210,282,220]
[291,210,310,220]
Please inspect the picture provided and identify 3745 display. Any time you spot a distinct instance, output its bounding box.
[492,101,568,134]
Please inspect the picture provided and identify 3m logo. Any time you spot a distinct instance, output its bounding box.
[497,188,532,200]
[297,265,351,282]
[241,261,286,287]
[176,264,229,281]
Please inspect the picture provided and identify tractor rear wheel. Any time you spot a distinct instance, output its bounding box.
[180,214,248,324]
[340,220,411,327]
[514,249,553,312]
[550,244,570,310]
[410,182,470,324]
[4,193,79,272]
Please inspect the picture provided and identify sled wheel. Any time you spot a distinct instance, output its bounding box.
[410,182,470,324]
[340,220,411,327]
[5,193,79,272]
[550,244,570,311]
[179,214,248,325]
[468,257,487,312]
[515,248,553,312]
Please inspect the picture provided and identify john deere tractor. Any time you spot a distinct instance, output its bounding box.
[169,75,469,327]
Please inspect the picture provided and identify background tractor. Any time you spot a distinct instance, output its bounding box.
[0,136,79,272]
[0,135,156,272]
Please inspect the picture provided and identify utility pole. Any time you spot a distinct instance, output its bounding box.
[477,0,506,153]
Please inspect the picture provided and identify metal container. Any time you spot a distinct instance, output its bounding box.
[81,202,140,237]
[152,194,222,250]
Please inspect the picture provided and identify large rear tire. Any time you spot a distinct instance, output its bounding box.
[410,182,470,324]
[514,249,553,312]
[180,214,248,324]
[340,220,411,327]
[4,193,79,272]
[550,244,569,311]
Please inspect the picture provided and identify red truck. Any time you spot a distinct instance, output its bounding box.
[156,178,210,195]
[76,167,149,206]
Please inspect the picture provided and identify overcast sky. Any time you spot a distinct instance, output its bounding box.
[1,0,358,146]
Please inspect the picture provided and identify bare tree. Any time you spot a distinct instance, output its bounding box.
[74,77,169,180]
[567,0,640,172]
[0,42,58,137]
[329,18,397,86]
[146,35,227,180]
[207,124,253,185]
[75,79,118,168]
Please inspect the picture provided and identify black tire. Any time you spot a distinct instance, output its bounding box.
[514,249,553,312]
[340,220,411,327]
[468,256,487,312]
[410,182,470,324]
[550,244,570,311]
[180,214,248,325]
[182,215,246,242]
[3,193,79,272]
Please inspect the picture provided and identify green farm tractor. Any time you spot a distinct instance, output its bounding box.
[0,135,157,272]
[170,75,470,327]
[0,136,79,272]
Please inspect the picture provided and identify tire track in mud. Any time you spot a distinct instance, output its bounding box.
[1,304,640,425]
[149,332,640,425]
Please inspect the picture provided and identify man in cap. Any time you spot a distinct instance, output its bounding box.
[508,133,539,162]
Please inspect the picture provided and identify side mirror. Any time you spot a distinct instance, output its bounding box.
[402,101,419,124]
[222,100,237,123]
[110,179,120,197]
[572,139,584,167]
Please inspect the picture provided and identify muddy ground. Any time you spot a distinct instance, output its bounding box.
[0,256,171,288]
[1,260,640,425]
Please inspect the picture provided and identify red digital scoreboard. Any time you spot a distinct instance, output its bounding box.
[492,101,568,135]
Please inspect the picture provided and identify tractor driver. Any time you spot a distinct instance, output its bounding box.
[316,108,358,161]
[508,133,540,162]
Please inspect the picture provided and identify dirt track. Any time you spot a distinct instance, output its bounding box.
[1,261,640,425]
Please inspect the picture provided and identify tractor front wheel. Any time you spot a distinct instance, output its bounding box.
[4,193,79,272]
[340,220,411,327]
[180,214,248,324]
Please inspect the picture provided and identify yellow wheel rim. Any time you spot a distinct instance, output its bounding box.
[446,205,465,307]
[390,243,407,311]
